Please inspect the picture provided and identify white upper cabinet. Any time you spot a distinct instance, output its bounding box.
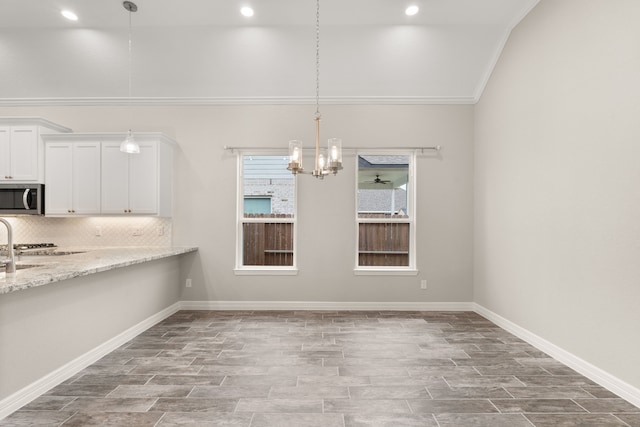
[43,132,174,217]
[0,128,9,179]
[101,140,165,215]
[0,117,72,183]
[127,142,159,215]
[101,138,173,216]
[45,141,101,216]
[100,142,130,214]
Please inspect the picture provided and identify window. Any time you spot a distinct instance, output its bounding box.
[236,154,296,273]
[356,153,416,273]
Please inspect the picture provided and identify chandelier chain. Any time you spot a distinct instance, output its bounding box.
[315,0,320,118]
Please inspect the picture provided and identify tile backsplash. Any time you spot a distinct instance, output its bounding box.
[0,216,171,247]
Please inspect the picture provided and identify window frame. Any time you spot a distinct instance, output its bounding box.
[354,150,418,275]
[234,151,298,275]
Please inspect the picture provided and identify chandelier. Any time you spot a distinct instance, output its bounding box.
[287,0,342,179]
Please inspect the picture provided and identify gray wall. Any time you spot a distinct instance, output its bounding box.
[0,104,475,303]
[474,0,640,390]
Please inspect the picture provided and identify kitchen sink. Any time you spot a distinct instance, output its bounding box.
[18,251,86,256]
[16,251,86,261]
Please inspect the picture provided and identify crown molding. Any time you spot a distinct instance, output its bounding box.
[0,95,477,107]
[40,131,178,146]
[0,116,72,133]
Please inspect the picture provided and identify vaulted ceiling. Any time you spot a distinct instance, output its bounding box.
[0,0,539,105]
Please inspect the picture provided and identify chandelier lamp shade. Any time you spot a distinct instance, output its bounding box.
[120,1,140,154]
[287,0,342,179]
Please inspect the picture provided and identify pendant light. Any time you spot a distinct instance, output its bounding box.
[120,1,140,154]
[287,0,342,179]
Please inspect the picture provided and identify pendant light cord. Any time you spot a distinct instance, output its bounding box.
[128,7,132,116]
[123,1,137,119]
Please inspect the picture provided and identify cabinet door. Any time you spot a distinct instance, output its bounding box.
[101,142,130,214]
[45,142,73,215]
[10,127,38,181]
[73,142,101,214]
[128,142,158,214]
[0,127,9,180]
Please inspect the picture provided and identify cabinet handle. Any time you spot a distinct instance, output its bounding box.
[68,209,72,213]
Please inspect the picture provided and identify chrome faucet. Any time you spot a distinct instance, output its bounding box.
[0,218,16,275]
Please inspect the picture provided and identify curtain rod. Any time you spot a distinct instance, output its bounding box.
[223,145,441,153]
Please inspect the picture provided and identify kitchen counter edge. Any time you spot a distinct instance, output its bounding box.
[0,246,198,295]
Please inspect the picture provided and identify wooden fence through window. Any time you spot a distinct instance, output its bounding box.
[243,214,293,266]
[358,213,410,266]
[242,213,410,267]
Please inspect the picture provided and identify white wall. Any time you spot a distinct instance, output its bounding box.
[0,25,504,100]
[0,104,474,304]
[475,0,640,390]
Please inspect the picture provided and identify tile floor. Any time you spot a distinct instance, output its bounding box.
[1,310,639,426]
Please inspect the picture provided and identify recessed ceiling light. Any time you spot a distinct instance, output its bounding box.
[61,10,78,21]
[240,6,254,17]
[405,5,419,16]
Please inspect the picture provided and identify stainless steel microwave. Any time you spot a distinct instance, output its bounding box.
[0,184,45,215]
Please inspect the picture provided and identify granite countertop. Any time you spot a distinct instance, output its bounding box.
[0,246,198,295]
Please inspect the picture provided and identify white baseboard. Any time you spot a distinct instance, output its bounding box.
[179,300,475,311]
[0,302,182,421]
[473,303,640,408]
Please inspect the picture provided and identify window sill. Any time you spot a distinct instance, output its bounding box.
[353,268,419,276]
[234,267,298,276]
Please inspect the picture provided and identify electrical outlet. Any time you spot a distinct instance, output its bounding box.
[420,279,427,290]
[132,227,142,236]
[185,279,192,288]
[95,226,102,237]
[157,226,165,236]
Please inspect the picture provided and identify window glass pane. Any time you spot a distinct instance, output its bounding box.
[357,155,409,218]
[243,222,293,266]
[243,155,294,218]
[240,154,295,268]
[358,223,410,266]
[357,154,413,269]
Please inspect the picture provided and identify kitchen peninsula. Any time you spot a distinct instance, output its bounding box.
[0,245,198,416]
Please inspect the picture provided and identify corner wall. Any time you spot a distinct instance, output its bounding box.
[474,0,640,390]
